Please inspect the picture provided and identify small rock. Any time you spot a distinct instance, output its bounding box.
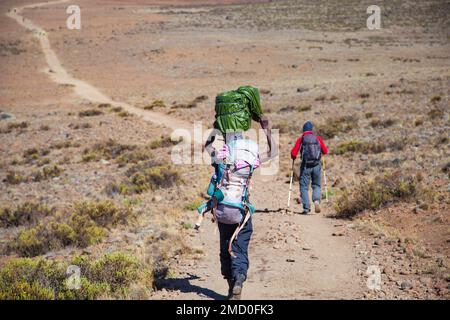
[100,159,110,165]
[0,112,14,120]
[286,259,295,263]
[400,281,413,290]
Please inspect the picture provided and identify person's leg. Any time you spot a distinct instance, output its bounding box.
[218,222,236,281]
[300,164,312,212]
[311,164,322,213]
[230,217,253,299]
[311,163,322,202]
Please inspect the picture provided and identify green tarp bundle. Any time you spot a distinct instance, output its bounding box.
[214,86,263,134]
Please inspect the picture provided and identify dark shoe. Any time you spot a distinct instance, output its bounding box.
[301,208,310,215]
[229,274,245,300]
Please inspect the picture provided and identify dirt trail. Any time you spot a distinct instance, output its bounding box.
[7,1,365,300]
[157,172,364,300]
[6,0,193,139]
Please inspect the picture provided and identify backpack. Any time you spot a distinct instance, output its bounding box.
[301,134,321,166]
[197,138,259,257]
[214,86,263,135]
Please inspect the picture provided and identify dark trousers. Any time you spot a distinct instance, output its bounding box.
[218,217,253,281]
[300,162,322,211]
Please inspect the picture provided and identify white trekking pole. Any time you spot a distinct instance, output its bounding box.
[287,159,295,212]
[322,158,329,203]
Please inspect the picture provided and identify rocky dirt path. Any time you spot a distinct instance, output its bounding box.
[155,172,364,300]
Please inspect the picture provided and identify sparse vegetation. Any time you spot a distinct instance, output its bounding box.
[144,100,165,110]
[118,111,131,118]
[428,108,444,120]
[97,103,112,108]
[5,171,24,184]
[0,121,28,134]
[430,95,442,103]
[318,115,358,139]
[79,109,103,117]
[335,171,422,218]
[82,139,136,162]
[51,140,80,150]
[0,202,54,228]
[334,140,387,155]
[0,252,153,299]
[8,201,133,257]
[150,136,181,149]
[370,118,396,128]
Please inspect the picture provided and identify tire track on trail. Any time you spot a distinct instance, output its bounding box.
[6,0,195,141]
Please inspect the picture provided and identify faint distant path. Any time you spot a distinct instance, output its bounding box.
[6,0,194,139]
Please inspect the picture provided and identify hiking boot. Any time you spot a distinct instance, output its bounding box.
[314,201,321,213]
[229,274,245,300]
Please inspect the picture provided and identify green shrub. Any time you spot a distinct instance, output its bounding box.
[334,140,387,155]
[0,253,153,300]
[5,171,24,184]
[0,202,53,228]
[335,171,421,218]
[131,166,180,192]
[8,201,133,257]
[118,111,131,118]
[110,106,123,113]
[74,200,130,228]
[97,103,111,108]
[184,201,202,211]
[42,165,62,178]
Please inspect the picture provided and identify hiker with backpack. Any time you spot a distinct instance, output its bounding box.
[198,86,276,300]
[290,121,328,214]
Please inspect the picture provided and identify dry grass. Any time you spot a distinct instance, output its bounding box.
[334,171,423,218]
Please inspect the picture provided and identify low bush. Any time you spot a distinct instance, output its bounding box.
[0,202,54,228]
[318,115,358,139]
[0,253,153,300]
[334,171,422,218]
[82,139,136,162]
[370,118,396,128]
[7,201,133,257]
[78,110,103,117]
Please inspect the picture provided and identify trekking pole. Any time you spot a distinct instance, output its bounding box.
[322,158,329,203]
[287,159,295,212]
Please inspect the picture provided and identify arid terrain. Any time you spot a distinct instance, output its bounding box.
[0,0,448,300]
